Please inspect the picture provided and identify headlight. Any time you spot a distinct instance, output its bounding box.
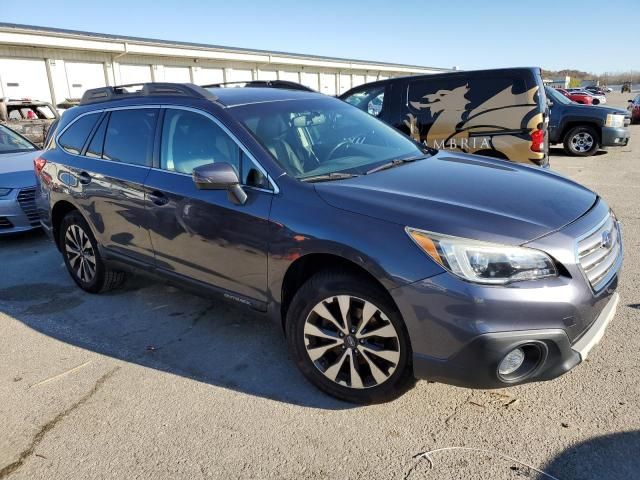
[605,114,625,128]
[0,188,12,197]
[406,228,558,285]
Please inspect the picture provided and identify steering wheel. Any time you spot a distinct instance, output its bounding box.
[327,140,353,160]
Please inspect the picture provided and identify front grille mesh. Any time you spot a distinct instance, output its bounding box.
[17,187,39,226]
[577,213,621,290]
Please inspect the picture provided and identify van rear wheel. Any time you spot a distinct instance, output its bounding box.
[563,126,599,156]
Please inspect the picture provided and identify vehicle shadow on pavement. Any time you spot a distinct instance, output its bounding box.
[543,431,640,479]
[0,231,354,410]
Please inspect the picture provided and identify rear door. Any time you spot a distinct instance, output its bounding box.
[56,107,158,263]
[143,106,273,307]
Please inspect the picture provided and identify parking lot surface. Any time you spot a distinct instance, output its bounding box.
[1,93,638,479]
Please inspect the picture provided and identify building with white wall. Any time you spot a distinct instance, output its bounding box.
[0,23,450,106]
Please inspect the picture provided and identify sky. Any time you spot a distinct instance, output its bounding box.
[2,0,638,74]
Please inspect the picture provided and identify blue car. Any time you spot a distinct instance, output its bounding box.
[36,83,622,403]
[0,124,41,234]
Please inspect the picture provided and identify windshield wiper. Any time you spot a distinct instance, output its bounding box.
[365,155,429,175]
[300,172,360,183]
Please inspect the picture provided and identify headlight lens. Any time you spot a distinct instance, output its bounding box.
[406,228,558,285]
[605,114,625,128]
[0,188,12,197]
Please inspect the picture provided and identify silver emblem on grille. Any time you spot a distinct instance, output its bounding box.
[601,230,612,249]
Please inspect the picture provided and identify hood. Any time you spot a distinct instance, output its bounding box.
[315,152,597,245]
[0,150,40,188]
[563,103,629,117]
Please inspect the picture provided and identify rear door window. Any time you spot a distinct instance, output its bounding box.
[58,113,101,155]
[103,109,158,166]
[85,115,108,159]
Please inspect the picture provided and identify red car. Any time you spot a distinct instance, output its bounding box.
[555,88,593,105]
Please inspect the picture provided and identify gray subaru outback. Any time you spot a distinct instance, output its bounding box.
[36,82,622,403]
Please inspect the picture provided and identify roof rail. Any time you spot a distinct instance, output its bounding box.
[201,80,314,92]
[79,82,218,105]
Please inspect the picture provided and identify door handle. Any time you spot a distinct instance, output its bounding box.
[148,190,169,206]
[77,171,92,185]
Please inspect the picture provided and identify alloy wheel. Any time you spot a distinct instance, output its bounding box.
[571,132,594,153]
[303,295,401,389]
[65,224,97,283]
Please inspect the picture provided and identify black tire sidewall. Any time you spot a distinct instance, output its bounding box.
[286,271,414,404]
[59,211,106,293]
[564,126,599,156]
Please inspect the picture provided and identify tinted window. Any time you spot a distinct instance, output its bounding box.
[161,109,239,175]
[0,125,36,153]
[103,109,158,166]
[86,115,108,159]
[58,113,100,154]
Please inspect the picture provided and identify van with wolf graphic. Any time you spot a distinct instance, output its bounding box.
[340,68,549,167]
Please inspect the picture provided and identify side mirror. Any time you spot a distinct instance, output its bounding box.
[192,162,247,205]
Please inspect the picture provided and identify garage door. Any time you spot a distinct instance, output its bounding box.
[0,58,51,102]
[320,73,336,96]
[339,74,352,94]
[119,64,152,84]
[352,74,365,88]
[300,72,319,91]
[65,62,105,99]
[164,66,191,83]
[279,71,299,83]
[194,67,224,86]
[257,70,277,81]
[226,68,253,83]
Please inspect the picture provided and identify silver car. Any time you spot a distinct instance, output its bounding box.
[0,124,41,234]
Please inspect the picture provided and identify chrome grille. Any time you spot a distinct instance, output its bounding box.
[17,187,39,226]
[577,212,622,291]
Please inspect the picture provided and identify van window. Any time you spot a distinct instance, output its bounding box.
[343,86,385,117]
[58,113,100,155]
[160,109,240,175]
[103,109,158,166]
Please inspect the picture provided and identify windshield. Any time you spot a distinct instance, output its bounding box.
[231,97,428,179]
[546,87,572,105]
[0,125,37,154]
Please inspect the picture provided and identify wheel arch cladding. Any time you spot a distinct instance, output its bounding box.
[51,200,79,249]
[280,252,399,332]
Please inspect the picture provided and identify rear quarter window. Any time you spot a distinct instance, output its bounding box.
[58,113,101,155]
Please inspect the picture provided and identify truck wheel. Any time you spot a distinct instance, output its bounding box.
[286,270,414,403]
[59,210,126,293]
[563,126,599,156]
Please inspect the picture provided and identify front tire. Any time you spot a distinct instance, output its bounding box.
[59,210,126,293]
[563,126,599,156]
[286,270,414,403]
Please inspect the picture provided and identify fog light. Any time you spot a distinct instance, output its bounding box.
[498,348,525,376]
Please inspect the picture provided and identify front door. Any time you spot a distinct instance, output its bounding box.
[144,107,273,306]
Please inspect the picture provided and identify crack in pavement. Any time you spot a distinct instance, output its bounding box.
[0,366,120,479]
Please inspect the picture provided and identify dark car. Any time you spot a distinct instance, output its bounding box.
[0,98,60,147]
[545,87,631,156]
[339,67,549,167]
[628,94,640,124]
[36,82,622,403]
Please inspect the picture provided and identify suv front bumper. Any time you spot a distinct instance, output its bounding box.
[409,292,618,388]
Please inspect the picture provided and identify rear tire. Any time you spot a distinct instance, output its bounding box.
[59,210,126,293]
[286,270,414,403]
[563,126,599,157]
